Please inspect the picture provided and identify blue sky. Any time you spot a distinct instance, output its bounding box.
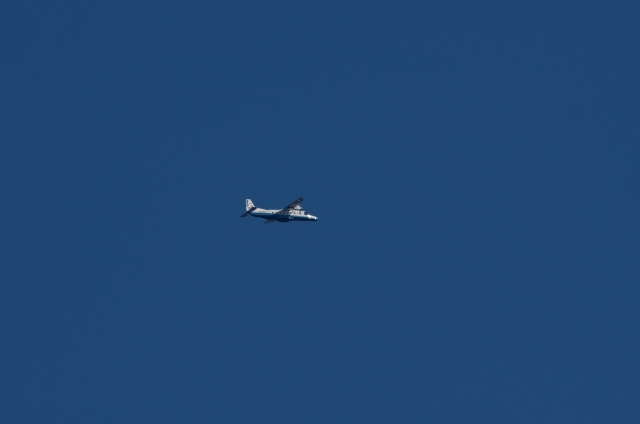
[1,2,639,423]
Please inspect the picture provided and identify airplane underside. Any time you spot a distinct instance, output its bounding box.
[252,213,312,222]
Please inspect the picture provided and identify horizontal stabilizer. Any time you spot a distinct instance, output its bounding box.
[240,206,257,217]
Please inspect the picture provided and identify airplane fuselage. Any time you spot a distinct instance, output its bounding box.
[249,208,318,222]
[241,198,318,223]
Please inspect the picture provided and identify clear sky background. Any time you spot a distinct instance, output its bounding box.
[1,2,639,423]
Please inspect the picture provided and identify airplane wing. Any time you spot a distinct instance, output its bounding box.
[264,219,276,224]
[284,197,303,209]
[278,197,303,214]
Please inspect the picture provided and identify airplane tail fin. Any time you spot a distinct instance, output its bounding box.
[246,199,255,211]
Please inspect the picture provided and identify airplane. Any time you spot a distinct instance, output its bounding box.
[240,197,318,223]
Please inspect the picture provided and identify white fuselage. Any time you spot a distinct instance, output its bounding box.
[250,208,318,222]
